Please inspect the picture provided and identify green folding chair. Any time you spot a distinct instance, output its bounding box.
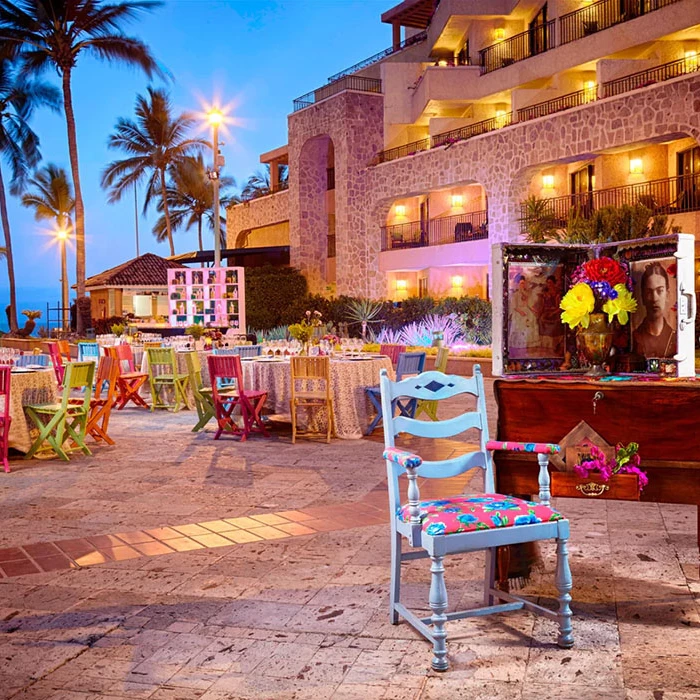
[25,361,95,461]
[415,347,450,421]
[146,347,190,412]
[185,351,215,431]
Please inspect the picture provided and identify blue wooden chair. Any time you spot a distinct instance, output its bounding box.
[14,354,49,367]
[379,365,573,671]
[365,351,425,434]
[78,342,100,363]
[215,346,263,358]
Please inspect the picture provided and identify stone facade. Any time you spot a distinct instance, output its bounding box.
[227,189,290,248]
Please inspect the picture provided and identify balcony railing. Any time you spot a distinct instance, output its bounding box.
[293,76,382,112]
[381,210,488,251]
[376,137,431,164]
[601,55,699,98]
[560,0,682,46]
[270,181,289,194]
[479,20,555,74]
[519,173,700,234]
[517,87,595,122]
[327,31,427,83]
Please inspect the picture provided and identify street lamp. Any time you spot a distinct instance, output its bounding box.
[56,226,69,332]
[207,108,225,269]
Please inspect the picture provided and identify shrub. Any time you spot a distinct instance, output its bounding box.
[245,266,308,331]
[92,316,125,335]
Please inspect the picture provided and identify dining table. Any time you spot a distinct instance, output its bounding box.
[7,367,58,453]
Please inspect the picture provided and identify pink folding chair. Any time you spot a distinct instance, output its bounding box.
[380,344,406,365]
[46,341,65,385]
[0,365,12,472]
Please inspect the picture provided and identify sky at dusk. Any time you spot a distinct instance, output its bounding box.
[0,0,391,311]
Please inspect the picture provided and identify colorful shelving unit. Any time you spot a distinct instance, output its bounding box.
[167,266,246,329]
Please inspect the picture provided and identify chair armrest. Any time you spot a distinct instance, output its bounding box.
[486,440,560,455]
[383,447,422,469]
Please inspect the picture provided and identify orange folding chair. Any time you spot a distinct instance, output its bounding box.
[71,355,120,445]
[107,345,149,410]
[207,354,269,441]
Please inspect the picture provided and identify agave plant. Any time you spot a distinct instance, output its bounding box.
[376,327,403,344]
[263,325,289,341]
[400,314,463,347]
[344,298,384,340]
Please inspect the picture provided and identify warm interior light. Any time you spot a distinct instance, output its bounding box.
[494,28,505,41]
[629,157,644,175]
[208,109,224,126]
[684,50,698,71]
[451,194,463,208]
[395,204,406,217]
[542,174,555,189]
[495,109,507,128]
[437,59,448,67]
[396,279,407,290]
[451,275,463,288]
[583,80,597,102]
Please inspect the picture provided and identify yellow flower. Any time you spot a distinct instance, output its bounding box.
[602,284,637,325]
[560,283,595,329]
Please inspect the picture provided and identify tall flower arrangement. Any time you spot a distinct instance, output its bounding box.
[288,310,323,343]
[560,257,637,330]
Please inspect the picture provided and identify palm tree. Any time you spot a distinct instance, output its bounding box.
[0,58,60,332]
[101,87,207,257]
[240,164,289,201]
[0,0,162,333]
[21,163,75,233]
[153,154,235,252]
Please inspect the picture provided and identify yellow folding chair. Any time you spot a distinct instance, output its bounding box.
[146,347,190,412]
[415,347,450,421]
[25,361,95,461]
[185,351,215,431]
[290,356,334,443]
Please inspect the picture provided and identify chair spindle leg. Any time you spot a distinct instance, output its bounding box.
[555,537,574,648]
[389,530,402,624]
[429,554,449,671]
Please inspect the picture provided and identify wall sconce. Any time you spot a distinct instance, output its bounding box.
[451,194,463,208]
[495,109,507,128]
[451,275,463,289]
[396,279,407,291]
[583,80,597,102]
[542,174,555,189]
[494,28,505,41]
[629,157,644,175]
[395,204,406,217]
[437,59,448,67]
[684,50,698,71]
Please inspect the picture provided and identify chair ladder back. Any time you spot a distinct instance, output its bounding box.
[395,351,426,380]
[380,344,406,365]
[434,346,449,373]
[62,362,95,412]
[147,347,176,372]
[234,345,263,358]
[78,342,99,362]
[184,350,203,389]
[208,354,243,398]
[94,356,117,401]
[111,344,137,373]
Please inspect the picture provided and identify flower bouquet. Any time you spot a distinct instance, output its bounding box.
[573,442,648,493]
[288,311,323,350]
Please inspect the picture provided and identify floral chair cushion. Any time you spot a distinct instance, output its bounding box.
[396,493,564,536]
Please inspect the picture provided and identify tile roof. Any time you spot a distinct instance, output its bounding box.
[85,253,185,288]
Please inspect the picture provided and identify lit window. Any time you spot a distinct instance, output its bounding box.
[451,194,463,208]
[629,158,644,175]
[684,50,698,72]
[542,174,555,189]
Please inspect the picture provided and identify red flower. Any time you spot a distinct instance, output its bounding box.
[582,257,627,286]
[666,262,677,277]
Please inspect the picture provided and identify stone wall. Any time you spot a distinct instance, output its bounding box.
[226,189,290,248]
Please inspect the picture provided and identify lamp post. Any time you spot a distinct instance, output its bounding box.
[207,109,224,269]
[56,227,69,332]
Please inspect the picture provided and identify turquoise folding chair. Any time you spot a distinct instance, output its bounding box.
[78,342,100,363]
[379,365,573,670]
[14,354,49,367]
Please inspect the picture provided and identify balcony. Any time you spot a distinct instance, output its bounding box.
[519,173,700,234]
[559,0,682,46]
[517,87,595,122]
[293,76,382,112]
[479,20,555,75]
[381,210,488,251]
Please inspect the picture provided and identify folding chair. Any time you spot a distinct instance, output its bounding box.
[46,341,66,385]
[365,351,426,434]
[380,365,573,670]
[0,365,11,472]
[290,356,334,443]
[106,345,149,410]
[25,361,95,461]
[14,354,50,367]
[143,341,162,349]
[207,354,269,441]
[380,344,406,365]
[185,351,215,432]
[415,347,450,421]
[71,356,119,445]
[146,347,190,412]
[233,345,263,359]
[78,342,100,363]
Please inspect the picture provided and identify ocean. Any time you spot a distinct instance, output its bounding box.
[0,286,64,333]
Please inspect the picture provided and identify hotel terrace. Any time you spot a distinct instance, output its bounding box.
[228,0,700,301]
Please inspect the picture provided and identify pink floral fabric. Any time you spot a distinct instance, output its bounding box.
[396,493,564,536]
[486,440,560,455]
[383,447,422,469]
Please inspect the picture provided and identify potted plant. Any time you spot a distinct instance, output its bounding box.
[111,322,125,337]
[186,324,205,349]
[17,309,41,337]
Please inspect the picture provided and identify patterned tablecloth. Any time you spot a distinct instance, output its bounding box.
[7,369,58,453]
[241,356,394,439]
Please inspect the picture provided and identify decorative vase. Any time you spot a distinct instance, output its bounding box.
[578,313,614,377]
[301,341,310,356]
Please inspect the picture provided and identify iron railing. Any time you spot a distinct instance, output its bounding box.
[376,137,431,164]
[327,235,336,258]
[519,173,700,233]
[479,20,555,74]
[431,112,513,148]
[601,55,699,98]
[270,181,289,194]
[293,76,382,112]
[327,31,427,83]
[559,0,682,46]
[381,210,488,251]
[517,87,595,122]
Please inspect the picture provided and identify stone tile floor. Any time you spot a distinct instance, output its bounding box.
[0,380,698,699]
